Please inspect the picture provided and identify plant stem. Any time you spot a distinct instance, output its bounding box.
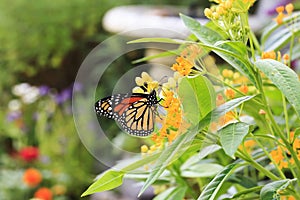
[282,93,290,141]
[250,133,286,179]
[236,150,280,180]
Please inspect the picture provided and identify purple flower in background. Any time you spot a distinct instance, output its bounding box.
[267,0,293,15]
[73,82,83,92]
[39,85,50,96]
[6,111,22,122]
[55,88,72,104]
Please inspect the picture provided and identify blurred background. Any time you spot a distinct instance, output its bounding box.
[0,0,295,199]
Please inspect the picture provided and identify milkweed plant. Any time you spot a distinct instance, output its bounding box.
[83,0,300,199]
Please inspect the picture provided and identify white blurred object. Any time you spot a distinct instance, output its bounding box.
[103,0,284,38]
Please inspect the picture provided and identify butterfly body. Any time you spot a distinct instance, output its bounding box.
[95,90,159,137]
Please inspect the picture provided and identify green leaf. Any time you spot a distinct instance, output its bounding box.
[137,127,197,196]
[180,14,256,85]
[260,179,291,200]
[179,75,216,122]
[153,186,187,200]
[198,163,237,200]
[255,59,300,116]
[263,26,300,52]
[210,96,254,121]
[181,163,223,178]
[81,170,124,197]
[219,122,250,158]
[128,37,186,45]
[132,49,179,64]
[138,95,254,197]
[180,145,221,170]
[198,144,221,159]
[261,12,300,46]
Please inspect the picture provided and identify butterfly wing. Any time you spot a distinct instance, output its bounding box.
[117,97,156,136]
[95,91,158,137]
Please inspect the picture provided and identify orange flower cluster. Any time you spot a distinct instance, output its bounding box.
[261,50,290,65]
[273,3,294,24]
[270,132,300,169]
[23,168,42,187]
[171,44,203,76]
[239,139,256,153]
[142,91,184,154]
[34,187,53,200]
[171,56,194,76]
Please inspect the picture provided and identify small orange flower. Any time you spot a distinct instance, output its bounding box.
[171,56,194,76]
[285,3,294,15]
[276,6,284,13]
[261,51,276,60]
[239,84,248,94]
[239,140,256,153]
[225,88,235,99]
[34,187,53,200]
[273,3,294,24]
[216,94,225,106]
[23,168,42,187]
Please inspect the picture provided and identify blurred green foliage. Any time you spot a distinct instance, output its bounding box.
[0,0,124,91]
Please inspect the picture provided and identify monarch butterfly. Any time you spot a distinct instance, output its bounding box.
[95,90,160,137]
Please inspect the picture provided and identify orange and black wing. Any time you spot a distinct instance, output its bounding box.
[95,91,159,136]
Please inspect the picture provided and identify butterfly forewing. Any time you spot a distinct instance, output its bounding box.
[95,90,159,137]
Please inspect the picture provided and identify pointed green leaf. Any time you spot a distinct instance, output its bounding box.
[81,170,124,197]
[260,179,291,200]
[154,186,187,200]
[263,26,300,52]
[198,163,237,200]
[180,14,256,85]
[181,163,223,178]
[255,59,300,116]
[261,12,300,46]
[128,37,186,45]
[219,122,250,158]
[179,75,216,122]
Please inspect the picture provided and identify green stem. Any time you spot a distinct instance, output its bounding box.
[250,133,286,179]
[236,150,280,180]
[282,93,290,141]
[288,31,295,67]
[169,165,198,199]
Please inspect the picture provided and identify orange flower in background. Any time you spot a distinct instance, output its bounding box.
[242,140,256,153]
[239,84,248,94]
[23,168,42,187]
[270,132,300,169]
[34,187,53,200]
[225,88,235,99]
[19,146,39,162]
[273,3,294,24]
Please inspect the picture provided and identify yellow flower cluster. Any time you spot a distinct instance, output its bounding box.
[270,132,300,169]
[273,3,294,25]
[132,72,159,93]
[204,0,256,42]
